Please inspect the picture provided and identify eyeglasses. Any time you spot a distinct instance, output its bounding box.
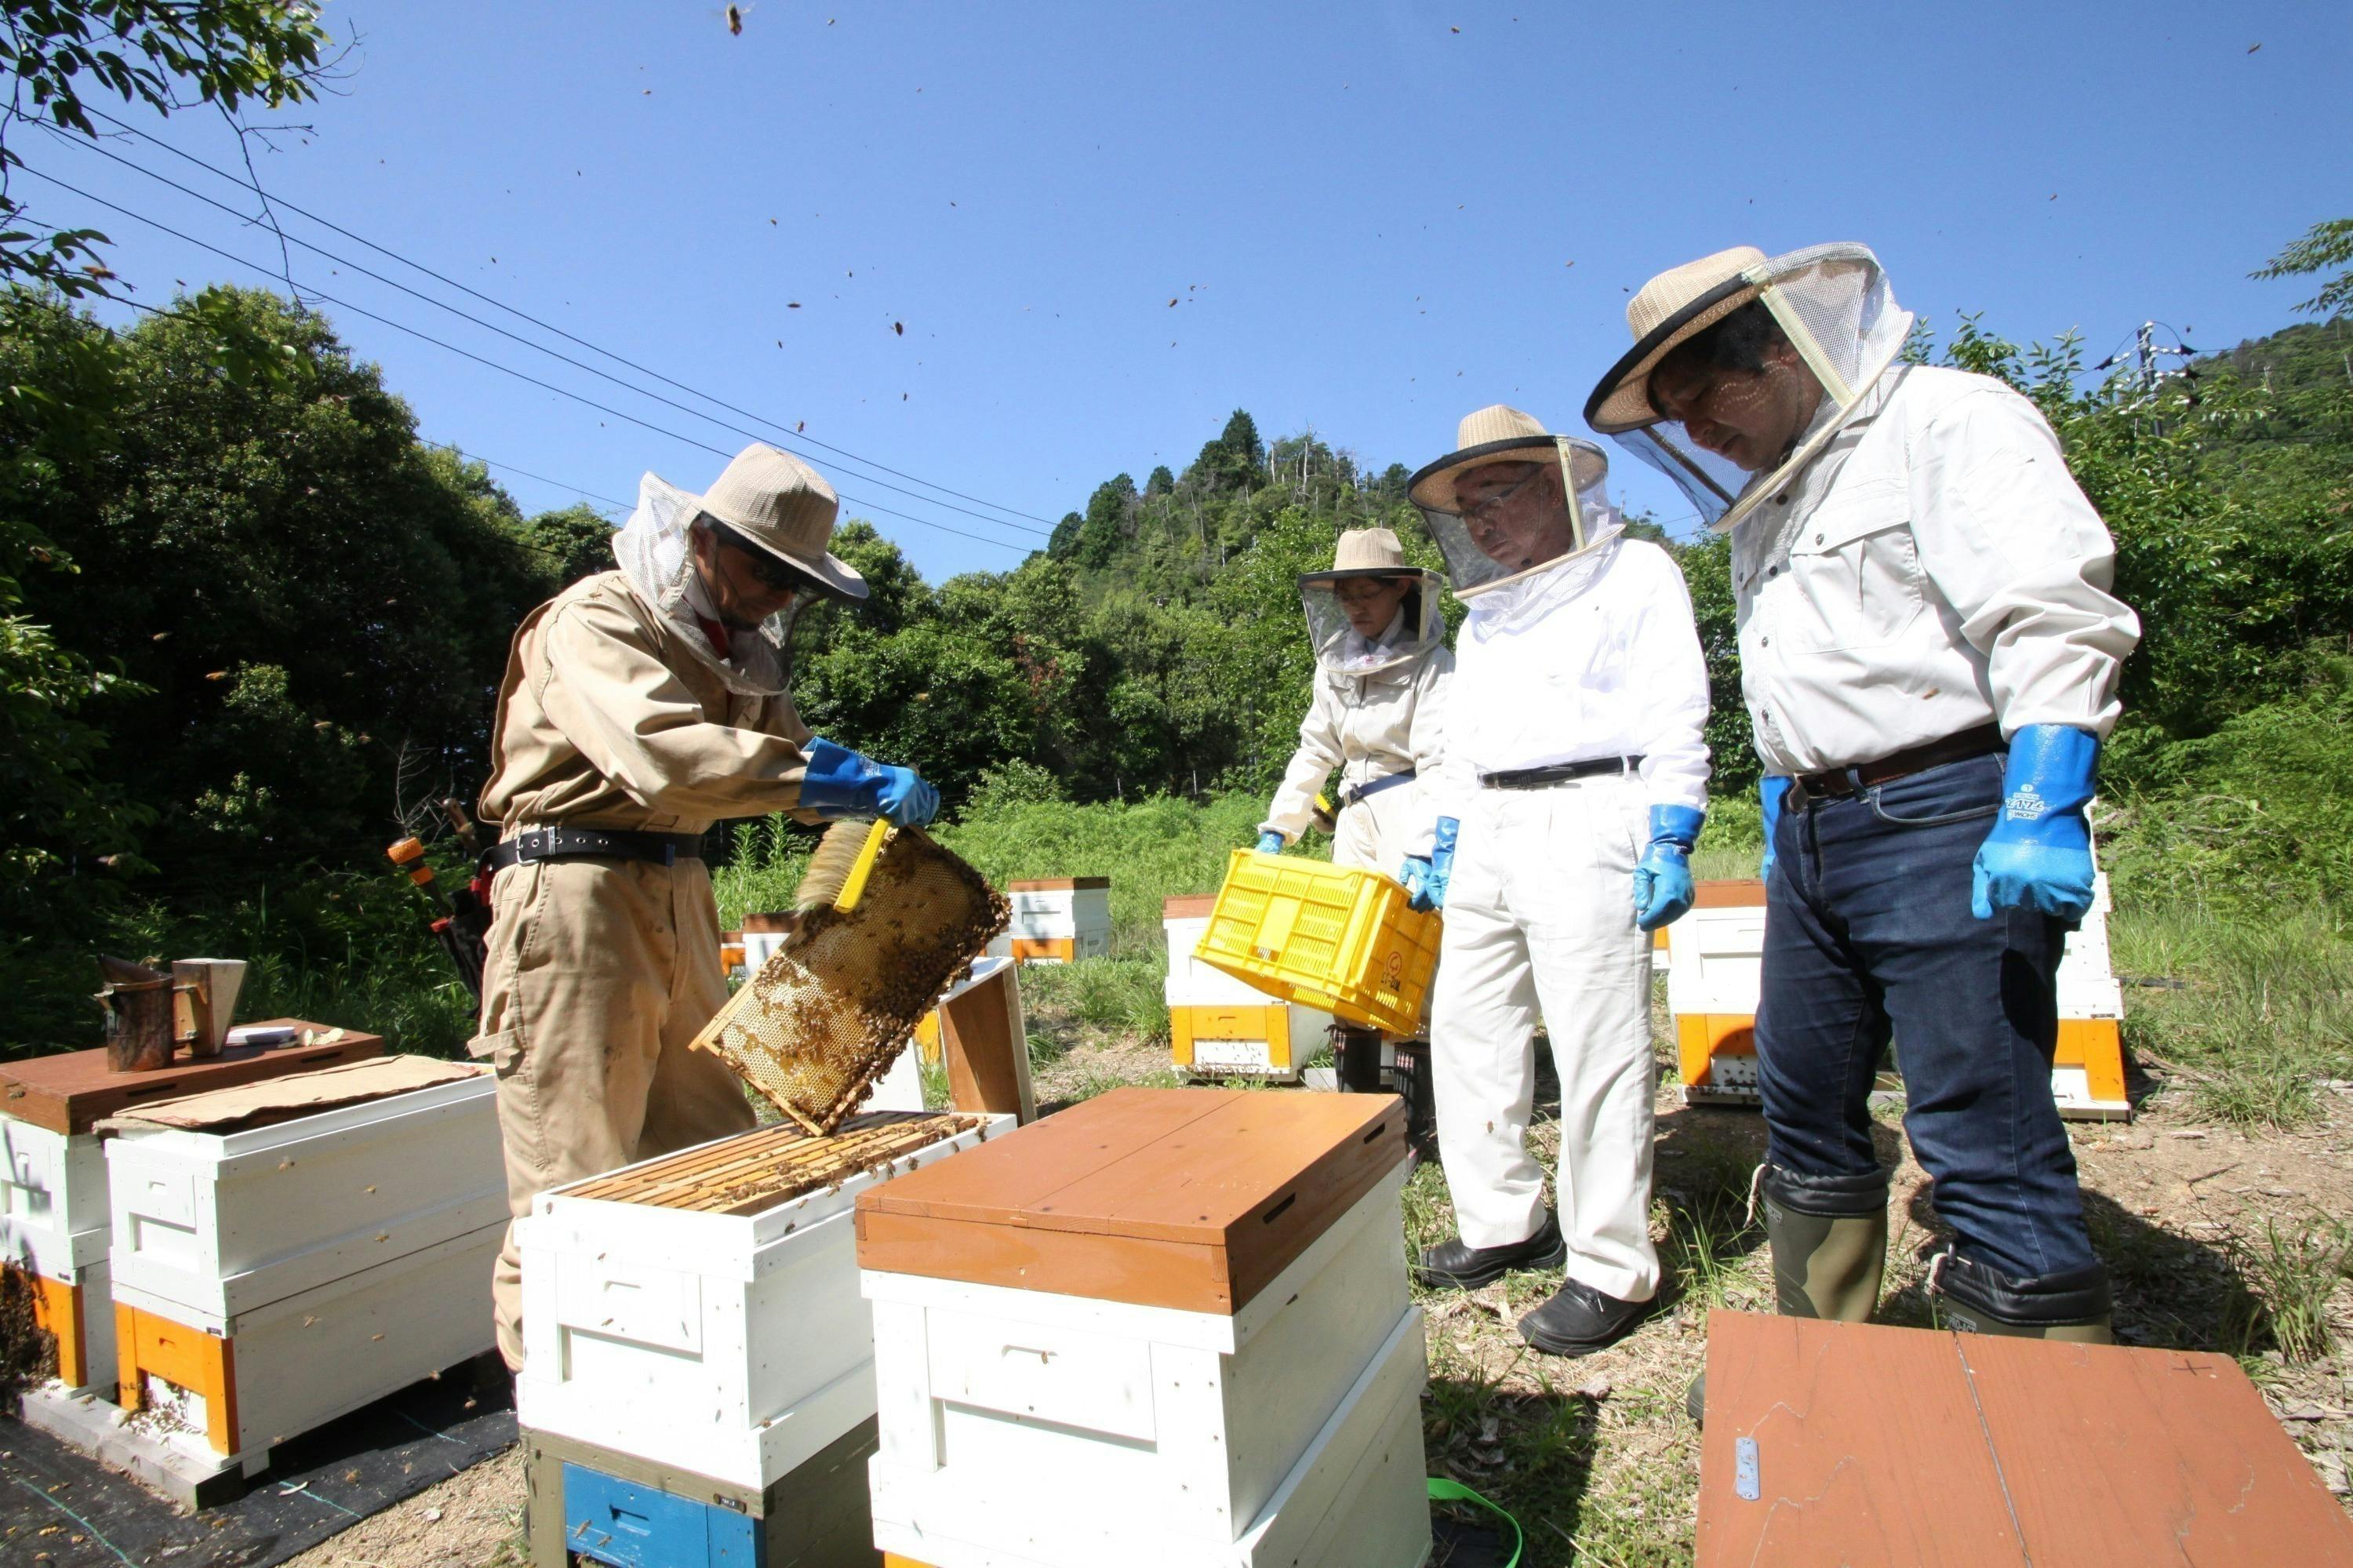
[1332,577,1408,607]
[1460,470,1541,525]
[711,520,816,596]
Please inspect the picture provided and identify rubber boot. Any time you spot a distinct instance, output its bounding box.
[1688,1162,1889,1424]
[1335,1027,1385,1093]
[1929,1250,2113,1343]
[1390,1040,1438,1162]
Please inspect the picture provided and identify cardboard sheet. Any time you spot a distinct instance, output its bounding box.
[97,1054,485,1133]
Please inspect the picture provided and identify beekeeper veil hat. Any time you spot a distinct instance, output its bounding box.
[1406,406,1620,598]
[612,443,867,697]
[1583,242,1913,534]
[1296,528,1443,675]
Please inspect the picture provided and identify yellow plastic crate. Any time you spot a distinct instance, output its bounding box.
[1193,849,1441,1035]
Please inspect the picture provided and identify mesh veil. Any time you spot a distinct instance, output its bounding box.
[1417,435,1620,598]
[1598,243,1912,535]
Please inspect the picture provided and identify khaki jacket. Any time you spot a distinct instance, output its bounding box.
[480,570,816,836]
[1261,644,1453,868]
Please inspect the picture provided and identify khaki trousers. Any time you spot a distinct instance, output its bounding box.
[470,856,755,1372]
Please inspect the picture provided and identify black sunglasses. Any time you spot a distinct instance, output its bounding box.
[709,519,824,597]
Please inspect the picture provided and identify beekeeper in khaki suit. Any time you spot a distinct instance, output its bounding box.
[475,442,940,1371]
[1257,528,1453,1090]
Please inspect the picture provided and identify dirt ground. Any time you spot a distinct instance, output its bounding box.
[278,1000,2353,1568]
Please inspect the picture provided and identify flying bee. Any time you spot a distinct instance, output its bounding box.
[718,3,754,35]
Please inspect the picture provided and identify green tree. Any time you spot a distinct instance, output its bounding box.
[1144,464,1174,496]
[0,1,333,295]
[2253,217,2353,322]
[521,501,616,587]
[1075,473,1136,569]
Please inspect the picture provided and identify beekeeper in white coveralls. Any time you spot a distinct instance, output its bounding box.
[474,443,940,1373]
[1257,527,1453,1091]
[1399,406,1711,1357]
[1582,245,2140,1406]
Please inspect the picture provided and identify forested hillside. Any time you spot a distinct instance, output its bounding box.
[4,251,2349,1046]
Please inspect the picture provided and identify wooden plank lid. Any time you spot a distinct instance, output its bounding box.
[1697,1311,2353,1566]
[856,1086,1406,1315]
[0,1020,387,1136]
[1008,877,1111,892]
[1693,879,1766,908]
[1162,893,1217,919]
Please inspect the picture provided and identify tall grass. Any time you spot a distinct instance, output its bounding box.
[2110,900,2353,1129]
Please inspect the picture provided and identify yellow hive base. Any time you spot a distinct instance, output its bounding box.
[117,1301,240,1456]
[1170,1003,1297,1078]
[11,1266,90,1389]
[1678,1013,2130,1119]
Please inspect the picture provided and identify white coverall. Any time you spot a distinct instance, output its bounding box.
[1421,533,1711,1303]
[1260,624,1453,872]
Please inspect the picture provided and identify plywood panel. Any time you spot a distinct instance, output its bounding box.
[0,1021,384,1135]
[1698,1312,2353,1567]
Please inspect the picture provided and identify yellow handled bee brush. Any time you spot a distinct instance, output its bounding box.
[795,817,891,914]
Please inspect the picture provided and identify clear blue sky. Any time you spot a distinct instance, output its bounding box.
[23,0,2351,577]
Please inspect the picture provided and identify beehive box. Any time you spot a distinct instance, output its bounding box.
[1669,878,2129,1119]
[999,878,1111,964]
[516,1110,1011,1493]
[525,1418,883,1568]
[1,1022,387,1393]
[96,1057,504,1470]
[856,1089,1427,1567]
[1163,896,1330,1082]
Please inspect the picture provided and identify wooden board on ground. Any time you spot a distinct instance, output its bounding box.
[1697,1310,2353,1567]
[854,1086,1406,1313]
[0,1020,385,1135]
[936,959,1035,1123]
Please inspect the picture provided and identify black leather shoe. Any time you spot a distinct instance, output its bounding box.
[1413,1212,1566,1290]
[1517,1276,1657,1356]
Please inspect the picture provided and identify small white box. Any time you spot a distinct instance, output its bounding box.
[1165,908,1333,1082]
[1665,898,1767,1020]
[2,1116,111,1283]
[105,1071,504,1319]
[867,1296,1428,1567]
[1000,879,1112,963]
[516,1113,1011,1493]
[862,1164,1414,1563]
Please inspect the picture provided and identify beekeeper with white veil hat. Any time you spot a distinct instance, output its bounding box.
[473,442,943,1373]
[1398,405,1711,1358]
[1256,527,1453,1092]
[1584,245,2140,1398]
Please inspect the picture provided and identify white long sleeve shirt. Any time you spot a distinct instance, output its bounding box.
[1261,642,1453,847]
[1420,533,1711,839]
[1733,365,2140,776]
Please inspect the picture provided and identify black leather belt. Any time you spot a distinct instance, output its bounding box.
[1340,769,1417,808]
[1787,723,2004,810]
[1479,756,1642,791]
[480,826,707,875]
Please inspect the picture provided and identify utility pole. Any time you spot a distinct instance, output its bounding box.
[2136,321,2156,395]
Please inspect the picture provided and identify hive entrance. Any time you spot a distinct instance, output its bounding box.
[566,1111,987,1216]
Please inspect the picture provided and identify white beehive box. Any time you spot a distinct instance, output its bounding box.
[1665,893,1768,1020]
[1000,878,1111,963]
[1163,900,1332,1081]
[105,1069,504,1319]
[862,1162,1420,1566]
[2,1117,110,1285]
[113,1218,503,1472]
[516,1111,1012,1493]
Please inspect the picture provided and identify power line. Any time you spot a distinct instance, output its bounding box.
[429,443,631,515]
[22,168,1029,555]
[45,127,1050,543]
[78,107,1060,529]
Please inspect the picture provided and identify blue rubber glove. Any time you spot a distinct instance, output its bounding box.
[1633,805,1705,932]
[1972,726,2098,922]
[1256,831,1287,855]
[1758,776,1791,883]
[798,737,940,827]
[1404,817,1458,912]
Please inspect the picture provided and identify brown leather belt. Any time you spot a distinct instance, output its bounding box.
[1787,724,2003,809]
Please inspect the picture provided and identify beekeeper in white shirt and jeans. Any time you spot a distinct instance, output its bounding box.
[1584,245,2140,1392]
[1400,405,1711,1357]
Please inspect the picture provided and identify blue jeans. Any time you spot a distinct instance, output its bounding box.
[1757,751,2096,1282]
